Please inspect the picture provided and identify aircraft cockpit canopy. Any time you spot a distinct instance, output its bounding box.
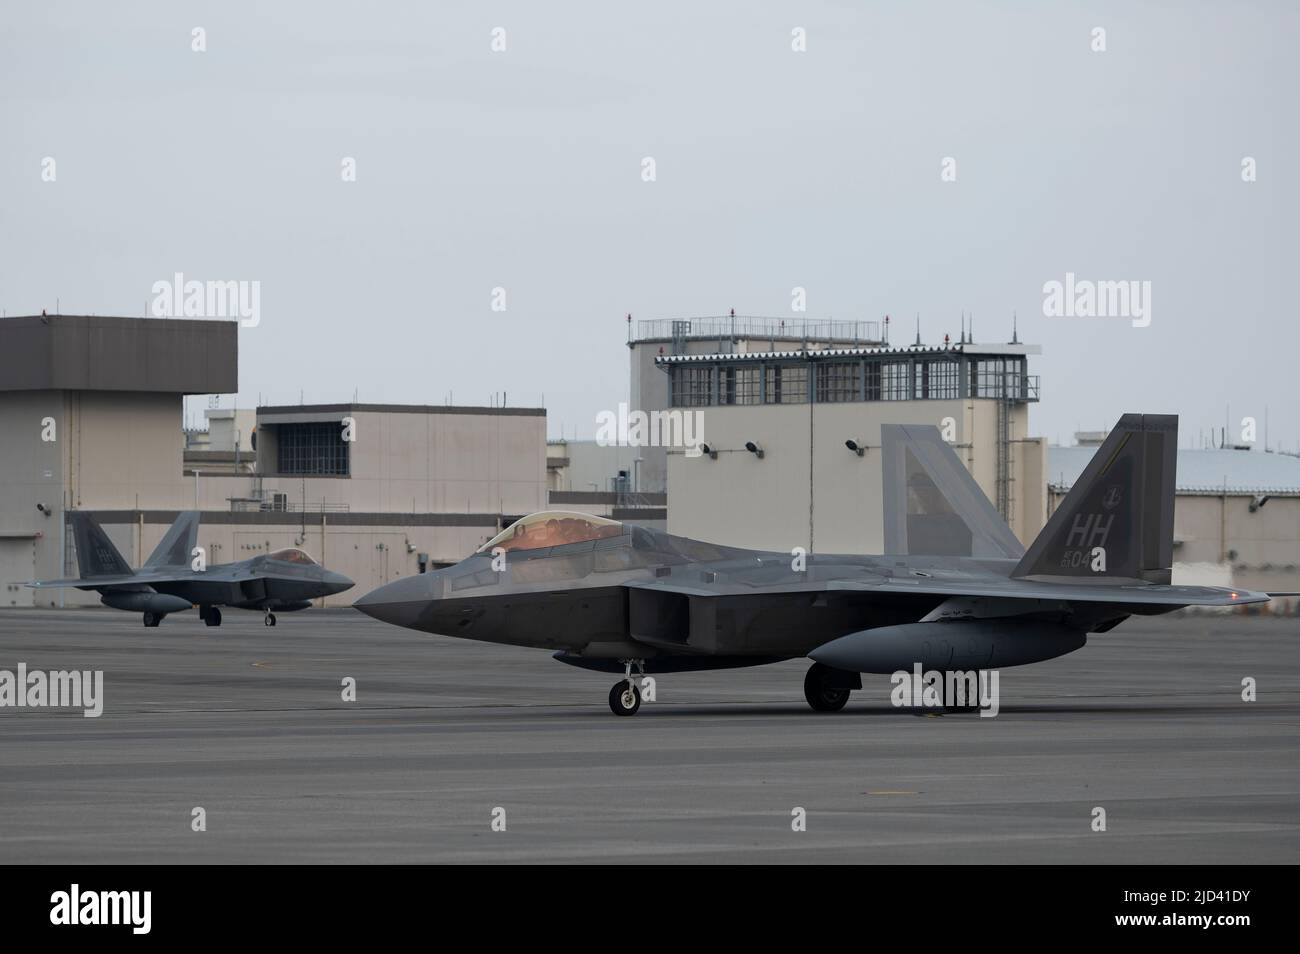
[477,511,624,554]
[266,548,319,565]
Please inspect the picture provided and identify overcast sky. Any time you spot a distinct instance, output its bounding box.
[3,1,1296,449]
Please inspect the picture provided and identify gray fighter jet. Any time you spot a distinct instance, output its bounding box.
[29,511,353,627]
[355,414,1272,715]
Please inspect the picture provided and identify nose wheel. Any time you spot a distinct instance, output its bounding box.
[608,659,646,716]
[609,680,641,716]
[263,611,277,627]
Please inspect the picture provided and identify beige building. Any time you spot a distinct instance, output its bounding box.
[0,314,547,608]
[628,315,889,494]
[659,340,1046,554]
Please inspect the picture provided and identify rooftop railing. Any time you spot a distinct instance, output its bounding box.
[634,316,885,348]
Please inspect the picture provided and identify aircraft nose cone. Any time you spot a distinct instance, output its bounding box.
[324,570,354,596]
[354,573,435,628]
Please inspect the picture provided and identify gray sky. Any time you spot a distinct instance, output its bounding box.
[3,1,1296,449]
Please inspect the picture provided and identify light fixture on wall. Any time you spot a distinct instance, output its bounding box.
[699,443,718,460]
[744,441,764,459]
[845,439,865,457]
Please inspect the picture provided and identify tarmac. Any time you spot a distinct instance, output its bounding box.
[0,607,1297,863]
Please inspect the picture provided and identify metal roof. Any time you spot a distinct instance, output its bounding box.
[654,342,1040,366]
[1048,446,1300,495]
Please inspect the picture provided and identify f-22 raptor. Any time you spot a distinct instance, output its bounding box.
[355,414,1273,715]
[29,512,353,627]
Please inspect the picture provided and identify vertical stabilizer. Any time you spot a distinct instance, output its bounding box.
[145,511,200,568]
[70,513,135,579]
[1013,414,1177,583]
[881,424,1025,559]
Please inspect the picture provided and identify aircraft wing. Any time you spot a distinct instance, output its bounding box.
[27,568,208,589]
[28,574,142,588]
[624,576,1269,607]
[828,577,1268,607]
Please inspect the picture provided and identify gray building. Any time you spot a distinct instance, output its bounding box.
[1049,442,1300,607]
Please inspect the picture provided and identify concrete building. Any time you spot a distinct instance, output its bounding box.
[544,438,667,527]
[1050,441,1300,608]
[658,337,1046,554]
[628,315,888,493]
[7,312,1293,616]
[0,314,238,605]
[206,407,256,453]
[546,438,640,494]
[182,408,259,476]
[0,314,547,607]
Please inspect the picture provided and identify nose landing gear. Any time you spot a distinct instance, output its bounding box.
[263,610,277,627]
[608,659,646,716]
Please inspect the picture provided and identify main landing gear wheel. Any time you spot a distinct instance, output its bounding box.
[609,680,641,716]
[143,611,162,628]
[942,672,980,713]
[804,662,851,713]
[203,606,222,627]
[264,611,277,627]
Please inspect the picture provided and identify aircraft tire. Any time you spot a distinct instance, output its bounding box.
[143,611,161,628]
[204,607,222,627]
[941,671,980,712]
[264,613,276,627]
[804,662,850,713]
[608,680,641,716]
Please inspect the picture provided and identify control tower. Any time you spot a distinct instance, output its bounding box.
[628,313,886,494]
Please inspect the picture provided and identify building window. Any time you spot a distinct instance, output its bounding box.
[277,421,350,476]
[673,366,713,407]
[765,365,807,403]
[924,359,959,399]
[973,358,1024,399]
[864,361,882,400]
[720,366,762,405]
[882,361,911,400]
[816,362,861,402]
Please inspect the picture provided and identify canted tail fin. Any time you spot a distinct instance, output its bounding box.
[145,511,200,568]
[881,423,1025,559]
[1013,413,1177,583]
[70,512,135,579]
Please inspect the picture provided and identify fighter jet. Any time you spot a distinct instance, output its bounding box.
[28,511,353,627]
[354,414,1272,715]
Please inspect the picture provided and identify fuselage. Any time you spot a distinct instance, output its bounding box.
[88,553,353,611]
[353,522,1153,662]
